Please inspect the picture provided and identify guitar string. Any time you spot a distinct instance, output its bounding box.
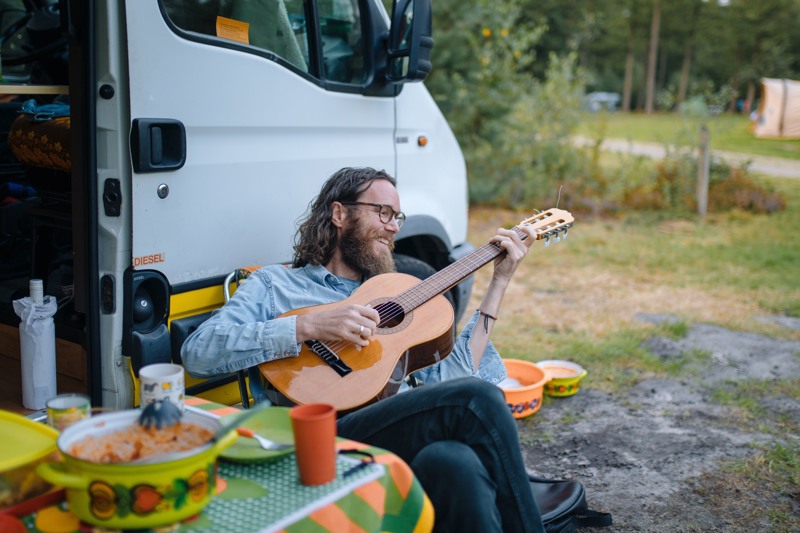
[317,216,569,357]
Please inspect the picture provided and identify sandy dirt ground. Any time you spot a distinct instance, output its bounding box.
[517,314,800,532]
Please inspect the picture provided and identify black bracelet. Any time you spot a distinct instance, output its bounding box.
[477,309,497,334]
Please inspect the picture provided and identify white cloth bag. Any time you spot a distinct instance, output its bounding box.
[13,295,58,409]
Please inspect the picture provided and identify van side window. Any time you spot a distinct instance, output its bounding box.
[318,0,365,84]
[161,0,366,85]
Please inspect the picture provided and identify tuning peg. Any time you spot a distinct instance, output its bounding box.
[544,236,551,247]
[562,228,568,239]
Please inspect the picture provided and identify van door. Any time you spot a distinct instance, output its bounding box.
[125,0,395,285]
[121,1,397,393]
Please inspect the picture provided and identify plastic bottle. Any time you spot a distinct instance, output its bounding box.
[13,279,57,409]
[30,279,44,305]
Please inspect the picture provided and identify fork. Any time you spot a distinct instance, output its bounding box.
[236,427,294,451]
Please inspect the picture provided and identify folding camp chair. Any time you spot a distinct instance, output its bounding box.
[223,266,262,408]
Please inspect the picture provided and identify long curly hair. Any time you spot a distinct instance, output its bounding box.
[292,167,396,267]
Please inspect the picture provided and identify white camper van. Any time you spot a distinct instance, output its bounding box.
[0,0,474,412]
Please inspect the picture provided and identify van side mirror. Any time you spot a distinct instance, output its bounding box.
[387,0,433,82]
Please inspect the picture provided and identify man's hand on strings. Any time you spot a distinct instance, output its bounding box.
[296,304,379,347]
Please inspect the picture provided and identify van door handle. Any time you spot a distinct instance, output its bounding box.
[131,119,186,173]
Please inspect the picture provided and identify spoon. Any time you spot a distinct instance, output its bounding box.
[211,402,272,443]
[236,427,293,451]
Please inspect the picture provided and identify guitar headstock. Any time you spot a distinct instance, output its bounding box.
[517,208,574,247]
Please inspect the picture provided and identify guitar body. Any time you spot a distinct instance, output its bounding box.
[258,272,455,412]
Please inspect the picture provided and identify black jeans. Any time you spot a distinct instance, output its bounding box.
[337,378,544,533]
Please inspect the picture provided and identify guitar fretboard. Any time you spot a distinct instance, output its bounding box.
[392,226,529,314]
[376,208,572,322]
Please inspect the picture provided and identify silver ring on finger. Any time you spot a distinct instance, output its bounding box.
[359,325,365,336]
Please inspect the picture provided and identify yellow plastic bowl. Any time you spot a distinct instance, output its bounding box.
[536,360,587,397]
[0,410,59,510]
[500,359,551,419]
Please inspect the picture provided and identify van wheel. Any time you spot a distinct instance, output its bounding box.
[393,253,456,313]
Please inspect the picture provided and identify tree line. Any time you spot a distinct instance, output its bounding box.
[427,0,800,115]
[420,0,790,213]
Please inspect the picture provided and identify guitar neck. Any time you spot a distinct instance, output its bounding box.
[392,227,528,314]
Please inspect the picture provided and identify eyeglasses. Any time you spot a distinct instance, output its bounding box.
[340,202,406,228]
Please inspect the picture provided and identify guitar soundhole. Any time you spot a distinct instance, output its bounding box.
[375,301,406,329]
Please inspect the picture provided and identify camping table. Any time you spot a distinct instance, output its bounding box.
[13,397,434,533]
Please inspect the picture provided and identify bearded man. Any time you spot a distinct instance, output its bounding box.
[182,167,544,532]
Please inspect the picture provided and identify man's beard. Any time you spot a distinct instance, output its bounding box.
[339,222,396,279]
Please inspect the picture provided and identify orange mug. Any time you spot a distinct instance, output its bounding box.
[289,403,337,485]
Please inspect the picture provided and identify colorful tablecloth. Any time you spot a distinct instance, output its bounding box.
[12,397,434,533]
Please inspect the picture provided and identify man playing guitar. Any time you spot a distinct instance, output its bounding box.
[182,167,546,532]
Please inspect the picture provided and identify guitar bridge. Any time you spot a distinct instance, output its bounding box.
[305,340,352,377]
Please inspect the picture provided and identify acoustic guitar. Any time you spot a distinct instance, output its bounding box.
[259,208,574,411]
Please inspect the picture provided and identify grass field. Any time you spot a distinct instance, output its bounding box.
[462,175,800,386]
[577,112,800,161]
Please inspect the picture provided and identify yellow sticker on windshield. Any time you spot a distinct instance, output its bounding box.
[216,16,249,45]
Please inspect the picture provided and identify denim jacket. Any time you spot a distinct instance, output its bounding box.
[180,264,507,403]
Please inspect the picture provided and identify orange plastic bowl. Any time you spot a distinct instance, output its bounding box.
[500,359,551,419]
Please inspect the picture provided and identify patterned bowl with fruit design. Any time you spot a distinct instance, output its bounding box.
[37,409,237,529]
[536,360,588,397]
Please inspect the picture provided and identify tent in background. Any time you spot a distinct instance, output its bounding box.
[753,78,800,138]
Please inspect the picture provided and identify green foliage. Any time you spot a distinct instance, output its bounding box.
[617,152,786,215]
[427,0,541,141]
[507,0,800,109]
[516,328,666,394]
[695,441,800,532]
[428,0,594,208]
[430,31,590,208]
[484,52,589,207]
[660,319,689,339]
[577,90,789,216]
[426,0,792,215]
[712,379,800,419]
[631,87,788,214]
[760,297,800,318]
[655,89,675,112]
[677,84,737,121]
[533,177,800,295]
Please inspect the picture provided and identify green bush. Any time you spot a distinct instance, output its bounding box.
[708,168,787,213]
